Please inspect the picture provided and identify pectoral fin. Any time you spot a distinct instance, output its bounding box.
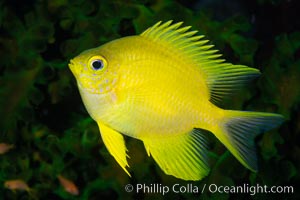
[143,129,210,181]
[98,122,130,176]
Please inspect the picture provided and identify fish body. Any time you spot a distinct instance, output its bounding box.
[0,143,14,154]
[57,175,79,195]
[77,36,214,136]
[4,179,30,192]
[69,21,283,180]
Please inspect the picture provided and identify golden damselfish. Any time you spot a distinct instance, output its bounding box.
[69,21,283,180]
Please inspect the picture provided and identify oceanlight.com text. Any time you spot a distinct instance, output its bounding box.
[124,183,294,196]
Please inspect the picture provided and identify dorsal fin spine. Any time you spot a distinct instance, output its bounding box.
[158,22,184,39]
[179,41,211,51]
[176,26,192,34]
[183,48,213,56]
[144,21,162,35]
[146,21,168,39]
[190,35,204,41]
[140,21,261,105]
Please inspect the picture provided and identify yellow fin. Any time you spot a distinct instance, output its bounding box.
[215,110,284,171]
[141,21,261,105]
[143,129,210,181]
[98,122,130,176]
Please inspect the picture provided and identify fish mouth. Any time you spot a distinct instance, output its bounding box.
[68,59,77,75]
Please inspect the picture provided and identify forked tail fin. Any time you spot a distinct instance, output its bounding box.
[214,110,284,171]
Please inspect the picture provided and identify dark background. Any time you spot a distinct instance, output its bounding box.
[0,0,299,199]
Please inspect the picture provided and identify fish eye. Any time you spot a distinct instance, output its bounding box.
[88,56,107,71]
[91,59,104,70]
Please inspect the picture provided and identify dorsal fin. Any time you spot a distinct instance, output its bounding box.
[140,21,260,105]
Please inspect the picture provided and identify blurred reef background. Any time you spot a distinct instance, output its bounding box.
[0,0,299,199]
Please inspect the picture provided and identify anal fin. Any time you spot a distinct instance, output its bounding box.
[143,129,210,181]
[98,122,130,176]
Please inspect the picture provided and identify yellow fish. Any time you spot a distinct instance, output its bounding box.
[69,21,283,180]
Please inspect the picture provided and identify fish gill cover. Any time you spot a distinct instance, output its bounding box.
[0,0,299,199]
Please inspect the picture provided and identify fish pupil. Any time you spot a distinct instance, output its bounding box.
[91,59,104,70]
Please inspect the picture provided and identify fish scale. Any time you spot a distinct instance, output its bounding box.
[117,60,203,134]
